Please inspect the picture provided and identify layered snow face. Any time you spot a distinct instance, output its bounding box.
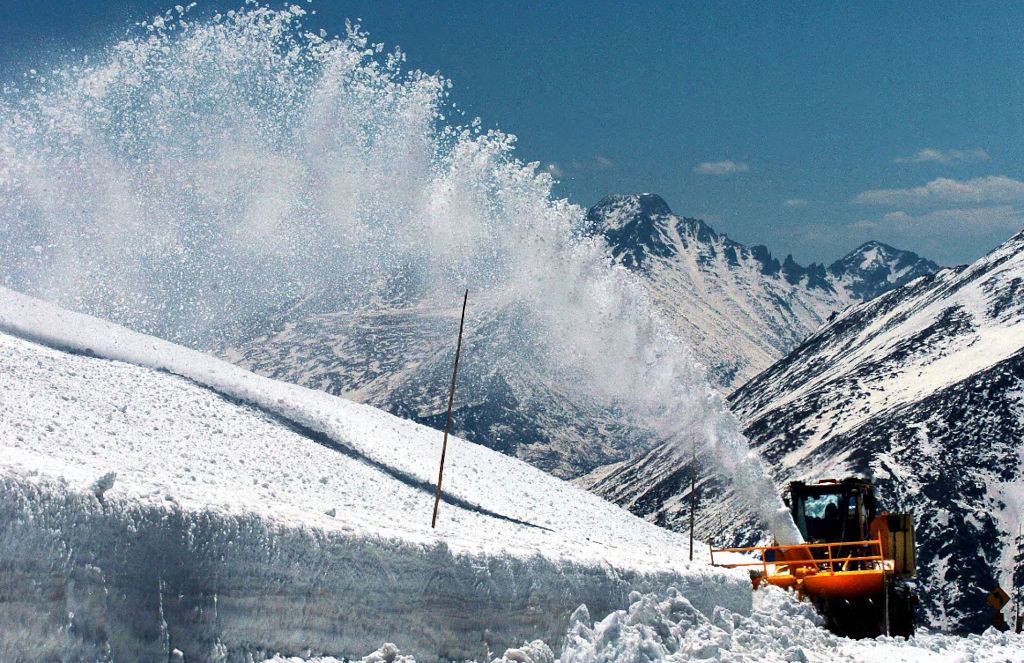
[584,194,940,391]
[2,473,738,663]
[0,289,752,662]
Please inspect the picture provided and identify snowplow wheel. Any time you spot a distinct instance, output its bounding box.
[812,596,883,639]
[887,583,916,638]
[812,586,915,639]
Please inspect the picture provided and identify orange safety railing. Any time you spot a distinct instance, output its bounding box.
[710,535,890,578]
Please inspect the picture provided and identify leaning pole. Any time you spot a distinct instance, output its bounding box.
[432,289,468,528]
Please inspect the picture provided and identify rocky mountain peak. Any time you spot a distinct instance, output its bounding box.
[587,193,674,225]
[828,241,943,301]
[587,195,939,298]
[584,194,680,269]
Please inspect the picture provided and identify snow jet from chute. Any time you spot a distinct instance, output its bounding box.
[0,4,793,539]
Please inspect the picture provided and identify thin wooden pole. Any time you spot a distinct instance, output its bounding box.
[1017,524,1022,633]
[432,289,468,529]
[882,531,890,636]
[689,452,696,561]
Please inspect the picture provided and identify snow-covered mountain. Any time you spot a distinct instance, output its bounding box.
[827,239,943,301]
[223,300,648,479]
[584,194,940,390]
[585,227,1024,633]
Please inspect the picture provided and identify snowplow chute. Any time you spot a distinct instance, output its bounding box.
[710,537,891,599]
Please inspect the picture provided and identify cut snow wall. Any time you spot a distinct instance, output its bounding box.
[0,476,751,663]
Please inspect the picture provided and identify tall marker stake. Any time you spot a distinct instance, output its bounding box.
[689,451,697,561]
[1017,524,1022,633]
[432,289,468,528]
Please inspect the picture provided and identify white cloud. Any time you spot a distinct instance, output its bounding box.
[893,147,989,165]
[873,206,1024,232]
[543,162,565,178]
[854,175,1024,205]
[693,160,750,176]
[783,198,809,208]
[565,156,614,172]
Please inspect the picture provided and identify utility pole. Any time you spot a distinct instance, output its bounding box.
[432,289,468,529]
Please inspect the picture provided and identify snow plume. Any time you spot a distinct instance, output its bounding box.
[0,5,788,534]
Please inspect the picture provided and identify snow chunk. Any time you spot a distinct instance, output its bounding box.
[771,506,805,545]
[91,471,116,502]
[490,640,553,663]
[361,643,415,663]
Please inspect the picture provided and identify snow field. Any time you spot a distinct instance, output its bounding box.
[748,233,1024,437]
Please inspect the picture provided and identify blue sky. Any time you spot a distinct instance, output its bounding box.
[3,1,1023,265]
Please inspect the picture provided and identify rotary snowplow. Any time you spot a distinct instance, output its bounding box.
[711,478,916,638]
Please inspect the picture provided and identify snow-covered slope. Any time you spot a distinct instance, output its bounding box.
[0,287,747,662]
[585,227,1024,633]
[726,228,1024,633]
[584,194,940,390]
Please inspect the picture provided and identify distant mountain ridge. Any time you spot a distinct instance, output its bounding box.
[224,300,651,480]
[828,239,942,301]
[584,194,941,389]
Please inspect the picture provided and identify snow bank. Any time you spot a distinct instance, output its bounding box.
[264,586,1024,663]
[2,473,733,662]
[0,288,751,661]
[561,586,1024,663]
